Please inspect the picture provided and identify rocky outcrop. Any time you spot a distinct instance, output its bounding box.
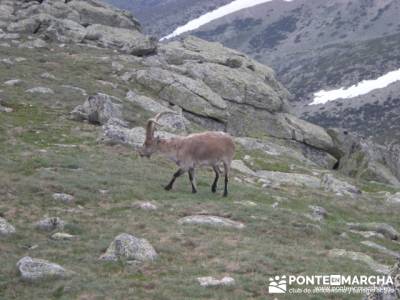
[328,129,400,186]
[3,0,156,56]
[348,223,399,241]
[328,249,390,274]
[99,233,158,262]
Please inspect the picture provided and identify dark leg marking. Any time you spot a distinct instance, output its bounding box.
[211,165,220,193]
[165,168,185,191]
[223,162,229,197]
[188,168,197,194]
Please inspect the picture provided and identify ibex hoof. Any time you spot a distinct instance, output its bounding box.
[164,185,172,191]
[192,190,197,194]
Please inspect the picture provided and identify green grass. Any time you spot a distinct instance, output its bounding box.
[0,42,399,300]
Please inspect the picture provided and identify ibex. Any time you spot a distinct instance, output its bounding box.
[138,112,235,197]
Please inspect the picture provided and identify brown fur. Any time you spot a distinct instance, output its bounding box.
[138,113,235,196]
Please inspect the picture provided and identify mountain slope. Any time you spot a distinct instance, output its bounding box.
[1,1,400,299]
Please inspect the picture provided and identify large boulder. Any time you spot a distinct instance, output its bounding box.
[328,129,400,186]
[17,256,71,282]
[99,233,158,262]
[70,93,122,125]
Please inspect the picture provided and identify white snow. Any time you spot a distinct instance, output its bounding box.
[160,0,293,41]
[310,68,400,105]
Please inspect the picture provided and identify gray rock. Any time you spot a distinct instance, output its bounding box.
[26,87,54,94]
[0,217,16,236]
[197,276,235,287]
[18,38,47,49]
[4,79,22,86]
[101,124,175,149]
[328,249,390,274]
[17,256,70,282]
[126,90,188,133]
[348,223,399,240]
[51,232,76,241]
[178,215,245,229]
[231,160,256,177]
[99,233,158,262]
[61,85,87,96]
[320,173,361,197]
[361,241,400,259]
[255,170,321,189]
[132,202,158,211]
[111,61,124,72]
[85,24,157,56]
[70,93,122,125]
[41,72,56,80]
[52,193,74,204]
[0,104,13,113]
[35,217,65,232]
[328,129,400,186]
[129,67,228,121]
[386,192,400,204]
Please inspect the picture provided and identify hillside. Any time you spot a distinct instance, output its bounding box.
[1,1,400,299]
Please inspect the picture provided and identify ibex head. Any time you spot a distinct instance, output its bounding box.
[138,111,173,158]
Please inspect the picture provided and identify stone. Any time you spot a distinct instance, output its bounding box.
[348,223,399,240]
[0,104,13,113]
[26,87,54,94]
[327,129,400,186]
[35,217,65,232]
[132,201,158,211]
[231,160,256,176]
[320,173,361,197]
[4,79,22,86]
[178,215,245,229]
[99,233,158,262]
[18,38,47,49]
[361,241,400,259]
[0,217,16,236]
[197,276,235,287]
[101,124,174,149]
[41,72,56,80]
[17,256,70,282]
[386,192,400,204]
[51,232,76,241]
[52,193,74,204]
[328,249,390,274]
[255,170,321,189]
[70,93,122,125]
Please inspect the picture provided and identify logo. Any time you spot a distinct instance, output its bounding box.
[269,275,287,294]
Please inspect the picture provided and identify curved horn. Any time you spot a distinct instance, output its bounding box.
[145,111,178,141]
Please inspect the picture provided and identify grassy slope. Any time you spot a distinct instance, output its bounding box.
[0,43,399,300]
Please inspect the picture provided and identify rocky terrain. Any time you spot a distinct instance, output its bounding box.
[114,0,400,144]
[1,1,400,299]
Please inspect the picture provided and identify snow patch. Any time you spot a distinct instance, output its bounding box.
[310,68,400,105]
[160,0,293,41]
